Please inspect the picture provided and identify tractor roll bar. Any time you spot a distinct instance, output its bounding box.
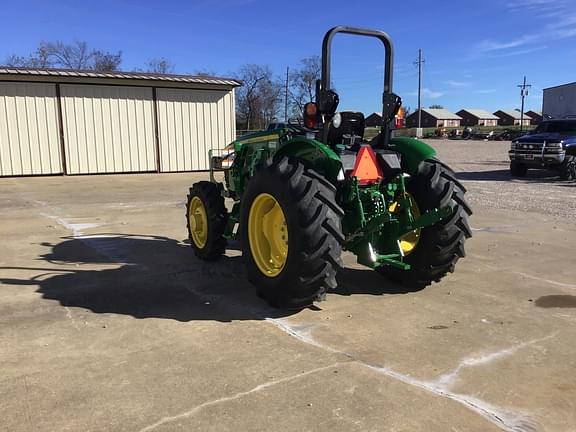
[321,26,394,94]
[319,26,396,146]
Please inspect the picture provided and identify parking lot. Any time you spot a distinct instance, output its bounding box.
[1,139,575,432]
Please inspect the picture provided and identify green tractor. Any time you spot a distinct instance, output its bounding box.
[186,26,472,309]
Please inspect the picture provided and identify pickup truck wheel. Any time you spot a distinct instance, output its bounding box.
[559,156,575,180]
[510,161,528,177]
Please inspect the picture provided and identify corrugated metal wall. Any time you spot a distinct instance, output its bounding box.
[61,84,156,174]
[543,84,576,118]
[1,81,236,176]
[156,88,235,172]
[0,82,62,176]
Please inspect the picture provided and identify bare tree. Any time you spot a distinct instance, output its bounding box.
[235,64,282,130]
[289,55,321,117]
[236,64,266,130]
[3,40,122,71]
[259,77,283,127]
[4,55,35,68]
[146,57,174,74]
[92,50,122,72]
[40,40,92,69]
[5,45,51,68]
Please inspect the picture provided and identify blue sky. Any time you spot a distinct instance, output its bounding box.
[1,0,575,115]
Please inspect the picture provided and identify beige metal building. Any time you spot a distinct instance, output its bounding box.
[0,68,240,177]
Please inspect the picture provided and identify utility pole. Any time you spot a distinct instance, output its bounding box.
[284,66,289,122]
[414,49,424,134]
[517,76,531,132]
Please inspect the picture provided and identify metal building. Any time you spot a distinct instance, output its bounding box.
[543,82,576,119]
[0,68,240,177]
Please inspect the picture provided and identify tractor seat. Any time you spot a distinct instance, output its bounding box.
[327,111,366,148]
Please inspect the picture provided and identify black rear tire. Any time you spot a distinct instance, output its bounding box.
[240,157,344,309]
[378,159,472,288]
[510,161,528,177]
[186,181,228,260]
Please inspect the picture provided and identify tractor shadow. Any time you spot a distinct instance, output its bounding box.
[1,234,291,322]
[0,234,421,322]
[335,266,425,296]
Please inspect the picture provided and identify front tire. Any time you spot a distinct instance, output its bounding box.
[559,155,575,180]
[510,161,528,177]
[186,181,228,260]
[378,159,473,288]
[240,157,344,309]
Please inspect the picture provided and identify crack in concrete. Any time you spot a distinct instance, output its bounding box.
[433,334,556,388]
[265,317,348,356]
[365,363,526,432]
[470,257,576,290]
[137,362,346,432]
[267,318,545,432]
[512,272,576,290]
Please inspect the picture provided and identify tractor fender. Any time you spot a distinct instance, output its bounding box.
[273,138,343,183]
[389,137,437,174]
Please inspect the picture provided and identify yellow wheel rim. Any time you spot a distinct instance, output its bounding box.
[188,196,208,249]
[248,193,288,277]
[389,193,421,256]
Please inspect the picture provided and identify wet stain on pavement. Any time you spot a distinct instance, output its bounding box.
[535,295,576,308]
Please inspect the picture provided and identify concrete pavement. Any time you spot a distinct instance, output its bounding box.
[1,141,575,431]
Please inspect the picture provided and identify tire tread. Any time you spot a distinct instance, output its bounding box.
[378,158,472,287]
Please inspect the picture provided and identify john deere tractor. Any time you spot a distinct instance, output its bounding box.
[186,26,472,309]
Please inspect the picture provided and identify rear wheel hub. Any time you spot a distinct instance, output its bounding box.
[248,193,288,277]
[389,193,421,255]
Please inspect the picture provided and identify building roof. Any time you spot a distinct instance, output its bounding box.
[525,110,542,116]
[0,67,242,88]
[494,109,525,120]
[457,109,499,120]
[422,108,462,120]
[544,81,576,91]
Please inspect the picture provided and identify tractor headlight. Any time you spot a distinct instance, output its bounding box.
[332,112,342,129]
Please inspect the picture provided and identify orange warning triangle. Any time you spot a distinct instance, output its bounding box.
[350,146,384,186]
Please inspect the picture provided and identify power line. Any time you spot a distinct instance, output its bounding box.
[517,76,532,132]
[414,49,425,131]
